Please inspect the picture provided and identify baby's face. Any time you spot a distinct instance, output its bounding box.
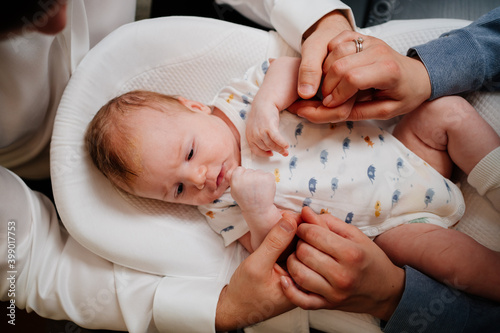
[125,105,240,206]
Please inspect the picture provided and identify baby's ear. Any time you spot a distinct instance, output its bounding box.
[177,96,212,114]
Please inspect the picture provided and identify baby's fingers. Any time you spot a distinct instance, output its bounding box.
[268,132,289,156]
[249,140,274,157]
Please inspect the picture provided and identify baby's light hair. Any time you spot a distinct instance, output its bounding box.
[85,90,185,190]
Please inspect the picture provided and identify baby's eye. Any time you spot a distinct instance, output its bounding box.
[187,149,194,160]
[176,183,184,197]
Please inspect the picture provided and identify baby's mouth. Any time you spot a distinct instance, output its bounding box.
[216,164,225,188]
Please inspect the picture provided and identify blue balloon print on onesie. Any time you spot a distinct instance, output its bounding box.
[320,150,328,168]
[220,225,234,234]
[345,212,354,224]
[346,121,353,133]
[242,94,250,105]
[443,179,452,203]
[308,178,317,196]
[261,60,269,74]
[239,109,247,119]
[342,137,351,157]
[367,165,376,184]
[330,177,339,198]
[424,188,435,208]
[396,157,404,175]
[292,122,304,147]
[392,189,401,207]
[289,156,298,179]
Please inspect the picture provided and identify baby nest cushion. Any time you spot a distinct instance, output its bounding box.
[51,16,280,276]
[51,16,500,332]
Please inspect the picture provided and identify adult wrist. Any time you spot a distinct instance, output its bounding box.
[271,0,355,51]
[216,285,252,331]
[215,286,235,331]
[374,265,405,322]
[302,10,352,42]
[406,51,432,102]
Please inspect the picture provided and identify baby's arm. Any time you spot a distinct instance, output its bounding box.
[375,223,500,301]
[231,167,282,252]
[247,57,301,157]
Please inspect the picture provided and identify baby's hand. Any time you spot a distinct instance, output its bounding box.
[230,167,277,215]
[246,103,289,157]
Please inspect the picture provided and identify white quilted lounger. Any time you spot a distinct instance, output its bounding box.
[51,16,500,332]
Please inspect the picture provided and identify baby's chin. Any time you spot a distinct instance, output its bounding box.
[199,187,229,205]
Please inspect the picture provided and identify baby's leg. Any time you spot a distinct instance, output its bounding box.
[393,96,500,177]
[375,223,500,301]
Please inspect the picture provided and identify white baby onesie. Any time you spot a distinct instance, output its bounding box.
[198,61,465,246]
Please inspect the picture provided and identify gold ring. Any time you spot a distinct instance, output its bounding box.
[353,37,364,53]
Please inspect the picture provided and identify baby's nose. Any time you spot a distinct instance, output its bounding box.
[190,165,207,190]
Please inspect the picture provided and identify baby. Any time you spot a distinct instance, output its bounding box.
[85,57,500,301]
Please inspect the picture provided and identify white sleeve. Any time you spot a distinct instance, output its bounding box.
[468,147,500,212]
[216,0,356,51]
[0,167,159,332]
[0,167,242,332]
[153,278,227,333]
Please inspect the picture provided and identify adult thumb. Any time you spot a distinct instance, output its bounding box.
[298,41,326,99]
[254,217,297,267]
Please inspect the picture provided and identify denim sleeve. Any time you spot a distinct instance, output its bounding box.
[382,266,500,333]
[407,6,500,99]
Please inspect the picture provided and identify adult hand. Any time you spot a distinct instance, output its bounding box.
[298,11,353,99]
[282,207,405,321]
[215,212,300,331]
[291,32,432,123]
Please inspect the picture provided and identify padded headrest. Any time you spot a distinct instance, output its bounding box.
[51,16,290,275]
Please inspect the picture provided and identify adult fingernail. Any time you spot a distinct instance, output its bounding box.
[323,94,333,106]
[299,84,315,97]
[281,276,290,289]
[279,219,294,233]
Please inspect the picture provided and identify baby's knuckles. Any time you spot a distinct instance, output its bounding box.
[263,171,276,185]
